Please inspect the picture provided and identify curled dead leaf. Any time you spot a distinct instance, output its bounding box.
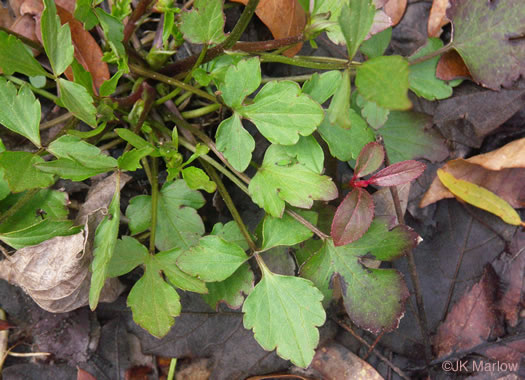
[420,138,525,208]
[427,0,450,37]
[383,0,407,26]
[9,13,38,43]
[436,50,472,81]
[230,0,306,57]
[0,214,123,313]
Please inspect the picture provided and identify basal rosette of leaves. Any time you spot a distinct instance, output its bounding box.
[0,0,519,369]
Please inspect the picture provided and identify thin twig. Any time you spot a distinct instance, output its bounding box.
[123,0,155,43]
[336,319,411,380]
[377,135,432,363]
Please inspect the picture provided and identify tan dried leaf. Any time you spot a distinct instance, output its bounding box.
[9,13,37,42]
[436,50,472,81]
[0,214,123,313]
[427,0,450,37]
[230,0,306,57]
[383,0,407,26]
[420,138,525,208]
[312,342,384,380]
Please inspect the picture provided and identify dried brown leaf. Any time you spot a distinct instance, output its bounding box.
[420,139,525,208]
[0,8,15,29]
[436,49,472,81]
[433,265,504,358]
[478,338,525,366]
[230,0,306,57]
[57,5,109,92]
[373,182,410,227]
[77,368,97,380]
[9,13,37,43]
[427,0,449,37]
[384,0,407,26]
[311,342,384,380]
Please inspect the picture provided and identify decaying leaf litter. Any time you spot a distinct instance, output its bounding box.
[0,0,523,379]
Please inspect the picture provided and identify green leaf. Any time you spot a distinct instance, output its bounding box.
[448,0,525,90]
[153,248,208,293]
[240,81,324,145]
[301,220,415,333]
[74,0,99,30]
[179,0,226,44]
[0,219,78,249]
[0,31,47,77]
[302,70,342,104]
[211,220,249,251]
[279,135,324,174]
[115,128,154,150]
[71,60,94,96]
[181,166,216,193]
[0,189,69,233]
[89,184,121,310]
[317,111,375,162]
[107,236,148,278]
[339,0,376,60]
[378,111,449,163]
[58,79,97,127]
[249,144,338,217]
[437,169,523,226]
[356,56,411,110]
[202,263,253,309]
[127,258,181,338]
[48,135,117,169]
[409,38,453,100]
[41,0,74,76]
[95,8,128,70]
[0,152,54,193]
[219,58,261,108]
[156,180,205,251]
[0,78,41,147]
[356,94,389,129]
[118,146,155,171]
[99,70,124,97]
[359,27,392,58]
[327,69,352,129]
[177,235,248,282]
[0,170,9,202]
[243,265,325,367]
[125,195,151,235]
[261,210,317,251]
[34,158,113,181]
[216,113,255,172]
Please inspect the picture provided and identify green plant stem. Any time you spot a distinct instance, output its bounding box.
[200,159,257,252]
[223,0,261,49]
[261,74,313,84]
[178,137,249,194]
[257,53,348,70]
[377,135,432,363]
[285,209,328,240]
[181,103,221,119]
[129,63,218,103]
[40,112,73,130]
[167,358,177,380]
[5,76,58,102]
[408,43,453,65]
[148,157,159,254]
[0,188,39,225]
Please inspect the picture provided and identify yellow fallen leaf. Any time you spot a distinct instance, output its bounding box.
[437,169,523,226]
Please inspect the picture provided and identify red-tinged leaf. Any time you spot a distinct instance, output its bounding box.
[354,141,384,178]
[331,188,374,246]
[433,264,505,358]
[125,365,153,380]
[368,160,426,187]
[77,368,97,380]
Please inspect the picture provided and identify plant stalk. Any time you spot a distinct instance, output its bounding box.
[148,157,159,254]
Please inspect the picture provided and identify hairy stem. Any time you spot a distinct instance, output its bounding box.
[258,53,348,70]
[181,103,221,119]
[223,0,261,49]
[408,42,453,65]
[148,157,159,254]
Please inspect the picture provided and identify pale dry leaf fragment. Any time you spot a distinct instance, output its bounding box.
[367,10,392,38]
[311,342,384,380]
[420,138,525,208]
[0,214,123,313]
[230,0,306,57]
[428,0,450,37]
